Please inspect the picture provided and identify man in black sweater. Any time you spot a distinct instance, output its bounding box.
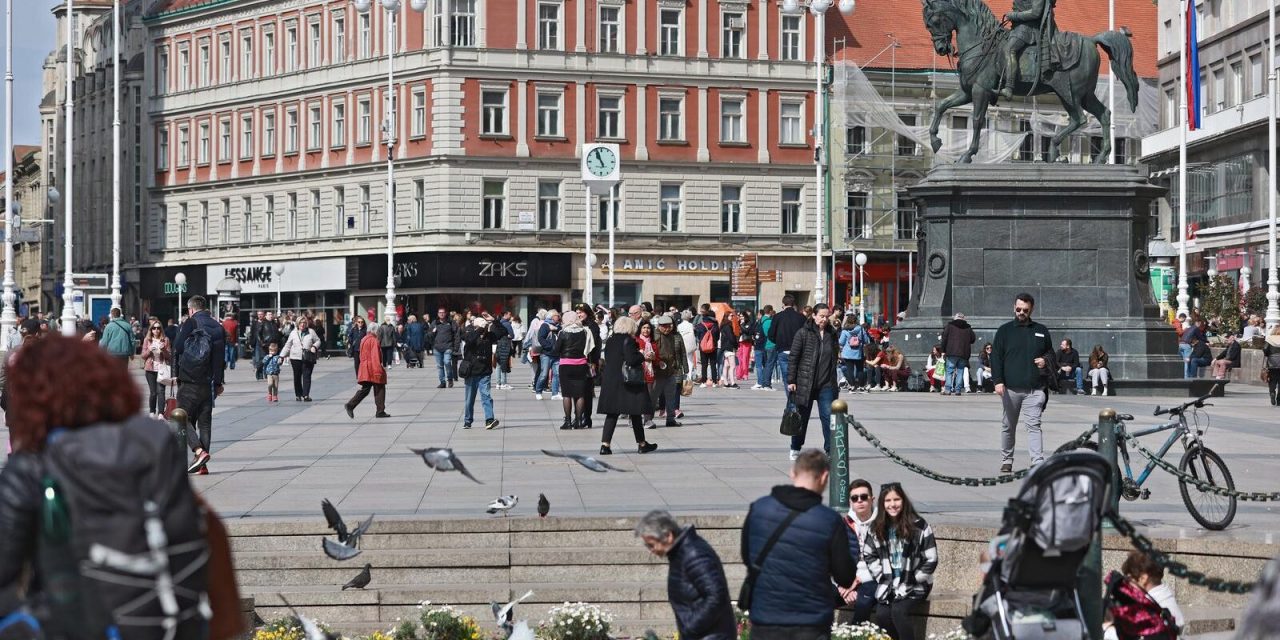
[991,292,1056,473]
[767,294,806,410]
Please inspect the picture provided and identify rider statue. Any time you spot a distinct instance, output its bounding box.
[999,0,1059,100]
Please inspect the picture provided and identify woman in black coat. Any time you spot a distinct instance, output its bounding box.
[786,303,841,456]
[597,316,658,455]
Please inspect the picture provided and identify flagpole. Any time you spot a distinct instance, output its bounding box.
[1175,0,1190,318]
[1266,0,1279,330]
[1107,0,1115,163]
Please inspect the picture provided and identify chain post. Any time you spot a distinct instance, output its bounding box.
[1098,409,1121,514]
[169,406,190,470]
[829,400,851,514]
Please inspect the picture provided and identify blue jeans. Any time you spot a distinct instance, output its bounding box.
[754,346,768,386]
[463,374,494,423]
[842,358,865,388]
[225,343,237,369]
[767,348,780,385]
[1178,343,1192,377]
[495,365,508,386]
[537,354,560,394]
[1058,368,1084,391]
[779,352,793,412]
[945,356,968,393]
[1186,356,1211,379]
[791,385,835,452]
[435,349,453,384]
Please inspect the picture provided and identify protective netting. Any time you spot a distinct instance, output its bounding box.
[833,60,1160,165]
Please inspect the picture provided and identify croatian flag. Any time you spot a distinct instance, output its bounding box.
[1185,0,1201,130]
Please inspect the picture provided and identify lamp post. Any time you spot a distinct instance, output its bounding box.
[273,263,285,317]
[59,0,77,337]
[854,252,868,323]
[2,0,15,349]
[783,0,855,307]
[174,272,186,320]
[1267,0,1280,330]
[355,0,426,326]
[109,0,121,312]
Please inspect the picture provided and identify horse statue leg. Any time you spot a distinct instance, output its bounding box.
[928,88,973,155]
[1049,96,1088,163]
[1082,91,1112,163]
[958,87,991,164]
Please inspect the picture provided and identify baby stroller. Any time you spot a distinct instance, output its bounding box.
[964,450,1115,639]
[398,342,423,368]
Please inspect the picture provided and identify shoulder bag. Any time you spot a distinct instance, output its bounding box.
[738,508,803,611]
[622,361,646,386]
[779,394,805,436]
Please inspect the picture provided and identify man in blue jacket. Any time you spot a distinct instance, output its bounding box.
[741,449,857,639]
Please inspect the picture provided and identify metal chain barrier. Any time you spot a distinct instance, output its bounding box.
[1126,438,1280,502]
[1106,510,1257,593]
[846,419,1097,487]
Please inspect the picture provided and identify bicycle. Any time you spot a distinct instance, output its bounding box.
[1056,386,1237,530]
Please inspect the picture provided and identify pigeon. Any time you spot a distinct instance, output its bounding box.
[486,495,518,516]
[491,590,534,636]
[322,536,362,561]
[537,494,550,519]
[409,447,484,484]
[278,595,340,640]
[321,499,375,549]
[540,449,630,473]
[342,563,372,590]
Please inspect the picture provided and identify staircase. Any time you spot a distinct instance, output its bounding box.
[228,516,1262,637]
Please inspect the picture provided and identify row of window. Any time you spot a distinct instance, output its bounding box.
[155,2,813,95]
[166,180,825,249]
[1162,50,1271,127]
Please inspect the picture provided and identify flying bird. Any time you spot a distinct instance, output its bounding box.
[486,495,518,516]
[278,595,340,640]
[409,447,484,484]
[540,449,630,473]
[491,590,534,637]
[537,494,550,518]
[342,563,372,590]
[322,536,362,561]
[321,499,375,549]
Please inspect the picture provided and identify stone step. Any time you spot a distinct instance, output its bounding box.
[231,528,743,553]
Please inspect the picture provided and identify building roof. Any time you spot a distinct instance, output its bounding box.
[833,0,1158,78]
[12,146,40,163]
[144,0,228,20]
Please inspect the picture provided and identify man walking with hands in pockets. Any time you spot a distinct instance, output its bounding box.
[991,293,1056,473]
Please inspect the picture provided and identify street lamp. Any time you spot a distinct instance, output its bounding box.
[355,0,426,326]
[59,0,76,337]
[854,252,868,323]
[174,272,186,320]
[273,263,285,317]
[109,0,121,312]
[783,0,855,307]
[2,0,15,349]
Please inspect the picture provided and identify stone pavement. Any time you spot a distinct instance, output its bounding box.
[9,356,1279,543]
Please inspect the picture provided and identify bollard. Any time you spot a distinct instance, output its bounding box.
[1080,408,1119,640]
[829,400,851,514]
[169,407,190,470]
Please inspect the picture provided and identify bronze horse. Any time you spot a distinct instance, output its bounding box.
[921,0,1139,163]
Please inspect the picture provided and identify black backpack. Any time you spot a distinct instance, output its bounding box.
[37,416,210,640]
[178,326,213,384]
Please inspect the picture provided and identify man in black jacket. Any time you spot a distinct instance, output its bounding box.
[741,450,856,640]
[637,510,736,640]
[940,313,976,396]
[174,295,226,475]
[991,293,1056,473]
[1054,339,1084,394]
[767,294,806,410]
[1210,333,1241,380]
[429,308,459,388]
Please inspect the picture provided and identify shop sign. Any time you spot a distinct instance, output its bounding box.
[606,256,734,273]
[205,258,346,294]
[164,282,189,295]
[357,251,570,290]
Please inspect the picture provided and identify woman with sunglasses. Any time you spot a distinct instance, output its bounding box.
[838,479,878,624]
[863,482,938,640]
[141,322,171,417]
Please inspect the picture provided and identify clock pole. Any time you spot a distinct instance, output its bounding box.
[582,143,620,310]
[584,187,593,306]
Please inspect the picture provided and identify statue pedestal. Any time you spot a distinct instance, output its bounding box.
[895,164,1181,385]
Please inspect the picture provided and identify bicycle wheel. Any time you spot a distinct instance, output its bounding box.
[1178,445,1237,530]
[1054,439,1098,455]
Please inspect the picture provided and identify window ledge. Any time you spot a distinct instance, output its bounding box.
[356,141,372,148]
[656,139,688,146]
[329,145,346,151]
[535,135,570,142]
[720,141,750,147]
[218,158,232,165]
[306,147,322,153]
[409,134,427,141]
[262,153,276,159]
[778,142,809,149]
[479,133,514,140]
[596,137,628,144]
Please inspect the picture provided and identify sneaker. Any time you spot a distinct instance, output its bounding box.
[1092,388,1100,396]
[187,451,211,474]
[375,412,391,418]
[645,420,658,429]
[751,384,763,390]
[535,393,544,400]
[197,466,209,476]
[485,419,500,430]
[1000,462,1013,473]
[551,394,563,400]
[463,422,472,430]
[638,442,658,454]
[789,449,800,461]
[674,410,685,420]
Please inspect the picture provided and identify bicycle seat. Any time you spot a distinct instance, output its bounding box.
[1117,413,1134,421]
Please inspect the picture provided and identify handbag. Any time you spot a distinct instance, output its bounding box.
[779,394,805,436]
[622,361,645,386]
[156,362,173,385]
[681,378,695,397]
[738,508,803,611]
[458,358,475,378]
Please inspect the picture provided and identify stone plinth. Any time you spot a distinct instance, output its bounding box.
[897,164,1181,382]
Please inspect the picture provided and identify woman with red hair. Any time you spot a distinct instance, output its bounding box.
[0,335,212,639]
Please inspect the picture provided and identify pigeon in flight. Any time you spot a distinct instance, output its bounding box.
[491,590,534,637]
[410,447,484,484]
[322,499,374,549]
[342,563,372,590]
[486,495,518,516]
[278,595,340,640]
[540,449,630,473]
[322,536,362,561]
[537,494,550,519]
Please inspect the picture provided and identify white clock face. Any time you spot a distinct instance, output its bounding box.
[585,146,618,178]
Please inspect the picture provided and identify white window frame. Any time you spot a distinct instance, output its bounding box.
[219,35,232,83]
[452,0,477,47]
[334,186,346,233]
[483,179,506,230]
[721,10,745,60]
[200,202,209,246]
[178,203,188,248]
[596,89,624,141]
[480,85,509,136]
[358,13,371,58]
[157,127,169,169]
[308,103,322,150]
[658,93,684,142]
[538,1,562,51]
[411,88,427,137]
[781,186,802,234]
[413,179,426,228]
[845,190,870,239]
[220,198,231,244]
[240,113,254,159]
[721,184,742,234]
[536,89,564,138]
[265,194,276,241]
[241,196,252,244]
[177,125,189,165]
[285,107,299,154]
[598,4,621,54]
[332,101,346,148]
[333,12,346,62]
[310,189,321,236]
[239,30,253,80]
[263,27,276,75]
[156,47,169,94]
[197,121,210,164]
[357,96,372,144]
[660,183,682,232]
[285,22,299,72]
[287,192,298,239]
[177,45,190,90]
[218,117,232,162]
[846,125,867,155]
[780,14,803,61]
[263,111,277,156]
[538,180,561,230]
[308,17,322,67]
[198,39,211,86]
[779,97,805,145]
[359,184,371,233]
[659,8,682,56]
[719,95,745,143]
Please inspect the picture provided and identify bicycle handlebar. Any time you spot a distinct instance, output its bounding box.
[1152,383,1221,417]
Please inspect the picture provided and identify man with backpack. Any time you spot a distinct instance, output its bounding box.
[693,309,721,388]
[174,295,226,475]
[99,307,136,363]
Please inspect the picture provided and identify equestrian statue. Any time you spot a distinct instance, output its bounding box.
[921,0,1139,163]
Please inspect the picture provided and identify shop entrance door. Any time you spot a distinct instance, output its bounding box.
[654,295,694,313]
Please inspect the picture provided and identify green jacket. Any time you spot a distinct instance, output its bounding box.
[100,317,136,357]
[990,318,1054,391]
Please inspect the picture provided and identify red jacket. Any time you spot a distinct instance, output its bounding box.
[222,318,239,342]
[358,333,386,384]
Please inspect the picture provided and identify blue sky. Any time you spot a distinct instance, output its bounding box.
[1,0,62,153]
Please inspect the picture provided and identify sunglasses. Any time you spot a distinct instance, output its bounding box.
[849,493,872,503]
